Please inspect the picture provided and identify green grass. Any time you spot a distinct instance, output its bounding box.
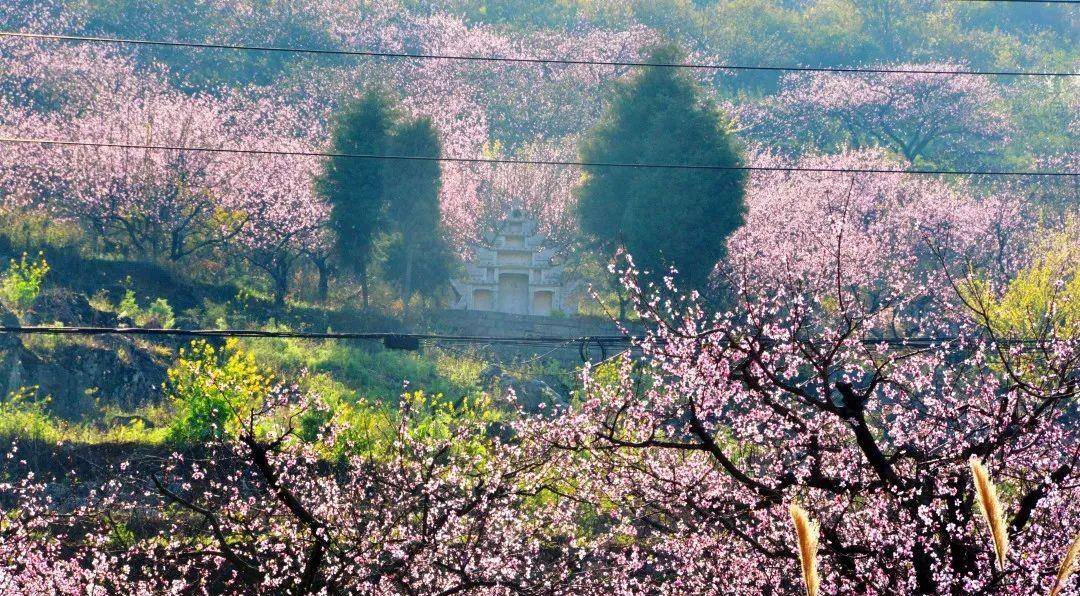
[239,336,486,405]
[0,389,170,447]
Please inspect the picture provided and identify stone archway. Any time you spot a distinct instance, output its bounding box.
[532,290,554,316]
[498,273,529,315]
[473,289,494,311]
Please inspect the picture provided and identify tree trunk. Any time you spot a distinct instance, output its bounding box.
[402,243,415,318]
[273,259,290,308]
[360,264,370,310]
[316,259,330,303]
[170,228,184,261]
[615,280,627,322]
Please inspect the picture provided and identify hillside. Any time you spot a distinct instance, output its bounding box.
[0,1,1077,594]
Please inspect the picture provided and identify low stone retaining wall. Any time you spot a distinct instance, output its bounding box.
[427,310,639,365]
[430,310,625,338]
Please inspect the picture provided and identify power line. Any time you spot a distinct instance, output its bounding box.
[0,325,1053,347]
[0,325,632,359]
[0,325,632,344]
[1,137,1075,177]
[1,31,1076,78]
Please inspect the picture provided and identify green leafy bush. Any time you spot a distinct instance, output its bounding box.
[117,289,139,322]
[165,340,271,445]
[143,298,176,329]
[964,221,1079,339]
[117,290,176,328]
[301,390,503,462]
[0,252,49,315]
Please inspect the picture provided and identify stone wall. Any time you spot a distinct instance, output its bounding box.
[427,310,639,365]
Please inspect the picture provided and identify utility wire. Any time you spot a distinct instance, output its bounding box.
[1,31,1076,77]
[0,325,632,344]
[0,325,1053,347]
[1,137,1074,177]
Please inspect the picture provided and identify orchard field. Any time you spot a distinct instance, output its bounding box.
[0,1,1077,594]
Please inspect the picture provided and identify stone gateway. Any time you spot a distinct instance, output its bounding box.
[451,209,580,316]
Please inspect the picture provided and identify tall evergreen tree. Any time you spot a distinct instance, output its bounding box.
[576,45,747,291]
[318,90,395,308]
[382,117,448,313]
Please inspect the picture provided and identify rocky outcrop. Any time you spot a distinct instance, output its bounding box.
[0,301,168,419]
[0,303,27,398]
[20,337,168,418]
[27,288,118,326]
[481,364,573,416]
[430,310,640,366]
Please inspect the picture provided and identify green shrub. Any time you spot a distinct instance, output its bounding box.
[165,341,271,445]
[0,252,49,315]
[117,290,176,328]
[184,298,230,329]
[298,396,395,458]
[143,298,176,329]
[0,207,86,254]
[117,289,140,322]
[963,221,1079,339]
[304,390,502,462]
[0,389,65,472]
[106,519,136,549]
[432,348,486,394]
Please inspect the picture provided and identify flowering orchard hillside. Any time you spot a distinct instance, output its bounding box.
[0,1,1078,595]
[2,161,1078,593]
[3,2,1074,278]
[555,156,1078,592]
[0,8,656,303]
[737,64,1015,164]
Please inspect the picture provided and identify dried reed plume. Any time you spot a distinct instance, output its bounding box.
[970,458,1008,570]
[1050,532,1080,596]
[790,504,820,596]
